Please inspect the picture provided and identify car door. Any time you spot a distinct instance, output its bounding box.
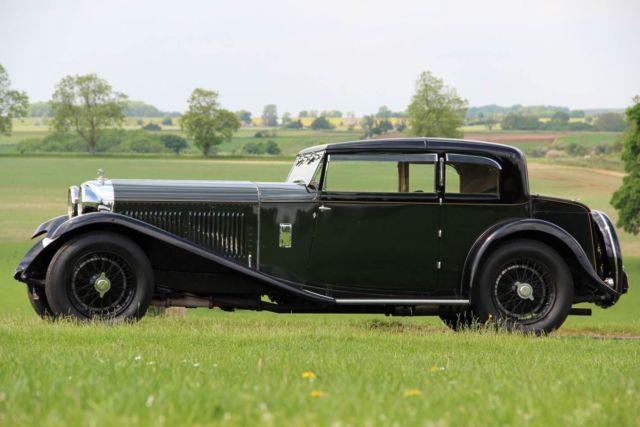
[439,153,529,291]
[308,152,440,297]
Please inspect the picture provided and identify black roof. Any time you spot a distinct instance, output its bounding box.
[301,137,523,158]
[299,137,529,202]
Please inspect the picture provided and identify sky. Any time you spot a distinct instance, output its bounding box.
[1,0,639,115]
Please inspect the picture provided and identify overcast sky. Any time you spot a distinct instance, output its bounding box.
[1,0,639,115]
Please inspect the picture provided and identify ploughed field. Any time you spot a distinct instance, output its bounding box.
[0,157,638,426]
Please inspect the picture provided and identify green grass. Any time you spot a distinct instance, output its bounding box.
[555,133,621,149]
[0,254,638,426]
[1,156,639,426]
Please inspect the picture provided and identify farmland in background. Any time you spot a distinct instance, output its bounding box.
[0,119,625,171]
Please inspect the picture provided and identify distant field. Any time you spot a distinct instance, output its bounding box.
[1,119,623,160]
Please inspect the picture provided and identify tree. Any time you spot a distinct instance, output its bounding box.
[611,96,640,234]
[235,110,252,123]
[376,105,392,119]
[299,110,309,118]
[28,101,52,117]
[50,74,127,155]
[142,122,161,131]
[407,71,467,138]
[501,113,541,130]
[284,119,303,129]
[161,116,173,125]
[181,88,240,156]
[0,64,29,136]
[361,115,381,138]
[281,112,292,125]
[595,112,626,132]
[310,116,334,130]
[484,117,497,131]
[551,111,570,123]
[158,134,188,154]
[262,104,278,126]
[321,110,342,118]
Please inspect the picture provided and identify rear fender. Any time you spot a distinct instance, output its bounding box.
[461,218,619,303]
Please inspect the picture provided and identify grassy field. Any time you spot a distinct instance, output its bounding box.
[0,156,638,426]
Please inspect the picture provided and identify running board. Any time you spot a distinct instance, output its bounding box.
[334,298,470,305]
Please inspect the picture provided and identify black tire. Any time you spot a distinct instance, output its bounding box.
[45,232,154,322]
[473,239,573,334]
[439,309,477,331]
[27,284,55,319]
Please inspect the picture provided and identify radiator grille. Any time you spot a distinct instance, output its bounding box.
[118,205,248,259]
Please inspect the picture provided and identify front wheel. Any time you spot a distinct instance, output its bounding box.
[27,284,55,319]
[473,239,573,334]
[45,232,154,322]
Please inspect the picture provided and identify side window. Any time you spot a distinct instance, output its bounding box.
[444,154,500,196]
[324,154,436,193]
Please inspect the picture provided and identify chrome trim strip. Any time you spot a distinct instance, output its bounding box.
[595,210,619,287]
[334,298,470,305]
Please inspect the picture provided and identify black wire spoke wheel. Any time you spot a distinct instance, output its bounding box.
[474,239,573,334]
[68,252,137,318]
[45,232,153,322]
[492,259,555,323]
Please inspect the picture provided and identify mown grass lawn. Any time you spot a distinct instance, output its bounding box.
[0,156,638,426]
[0,254,638,427]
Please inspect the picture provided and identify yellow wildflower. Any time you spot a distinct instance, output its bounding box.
[430,365,444,373]
[404,388,422,397]
[310,390,325,398]
[302,371,317,380]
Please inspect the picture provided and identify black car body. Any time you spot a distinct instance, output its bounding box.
[14,138,628,333]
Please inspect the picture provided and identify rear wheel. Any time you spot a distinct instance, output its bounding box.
[45,232,154,322]
[473,239,573,334]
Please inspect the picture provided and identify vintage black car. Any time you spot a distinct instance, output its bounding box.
[14,138,628,333]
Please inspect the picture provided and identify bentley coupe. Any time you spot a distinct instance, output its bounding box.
[14,138,628,333]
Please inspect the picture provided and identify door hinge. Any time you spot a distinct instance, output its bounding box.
[437,261,442,270]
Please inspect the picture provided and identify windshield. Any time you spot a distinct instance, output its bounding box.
[286,151,324,185]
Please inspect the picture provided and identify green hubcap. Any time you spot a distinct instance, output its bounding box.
[94,272,111,298]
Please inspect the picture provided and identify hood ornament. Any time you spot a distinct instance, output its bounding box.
[97,168,106,184]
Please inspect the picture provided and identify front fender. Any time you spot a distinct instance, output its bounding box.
[462,218,619,302]
[15,212,335,304]
[31,214,68,239]
[14,215,69,283]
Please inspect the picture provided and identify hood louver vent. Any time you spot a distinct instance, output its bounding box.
[118,204,248,259]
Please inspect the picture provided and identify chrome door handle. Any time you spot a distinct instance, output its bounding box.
[318,205,332,212]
